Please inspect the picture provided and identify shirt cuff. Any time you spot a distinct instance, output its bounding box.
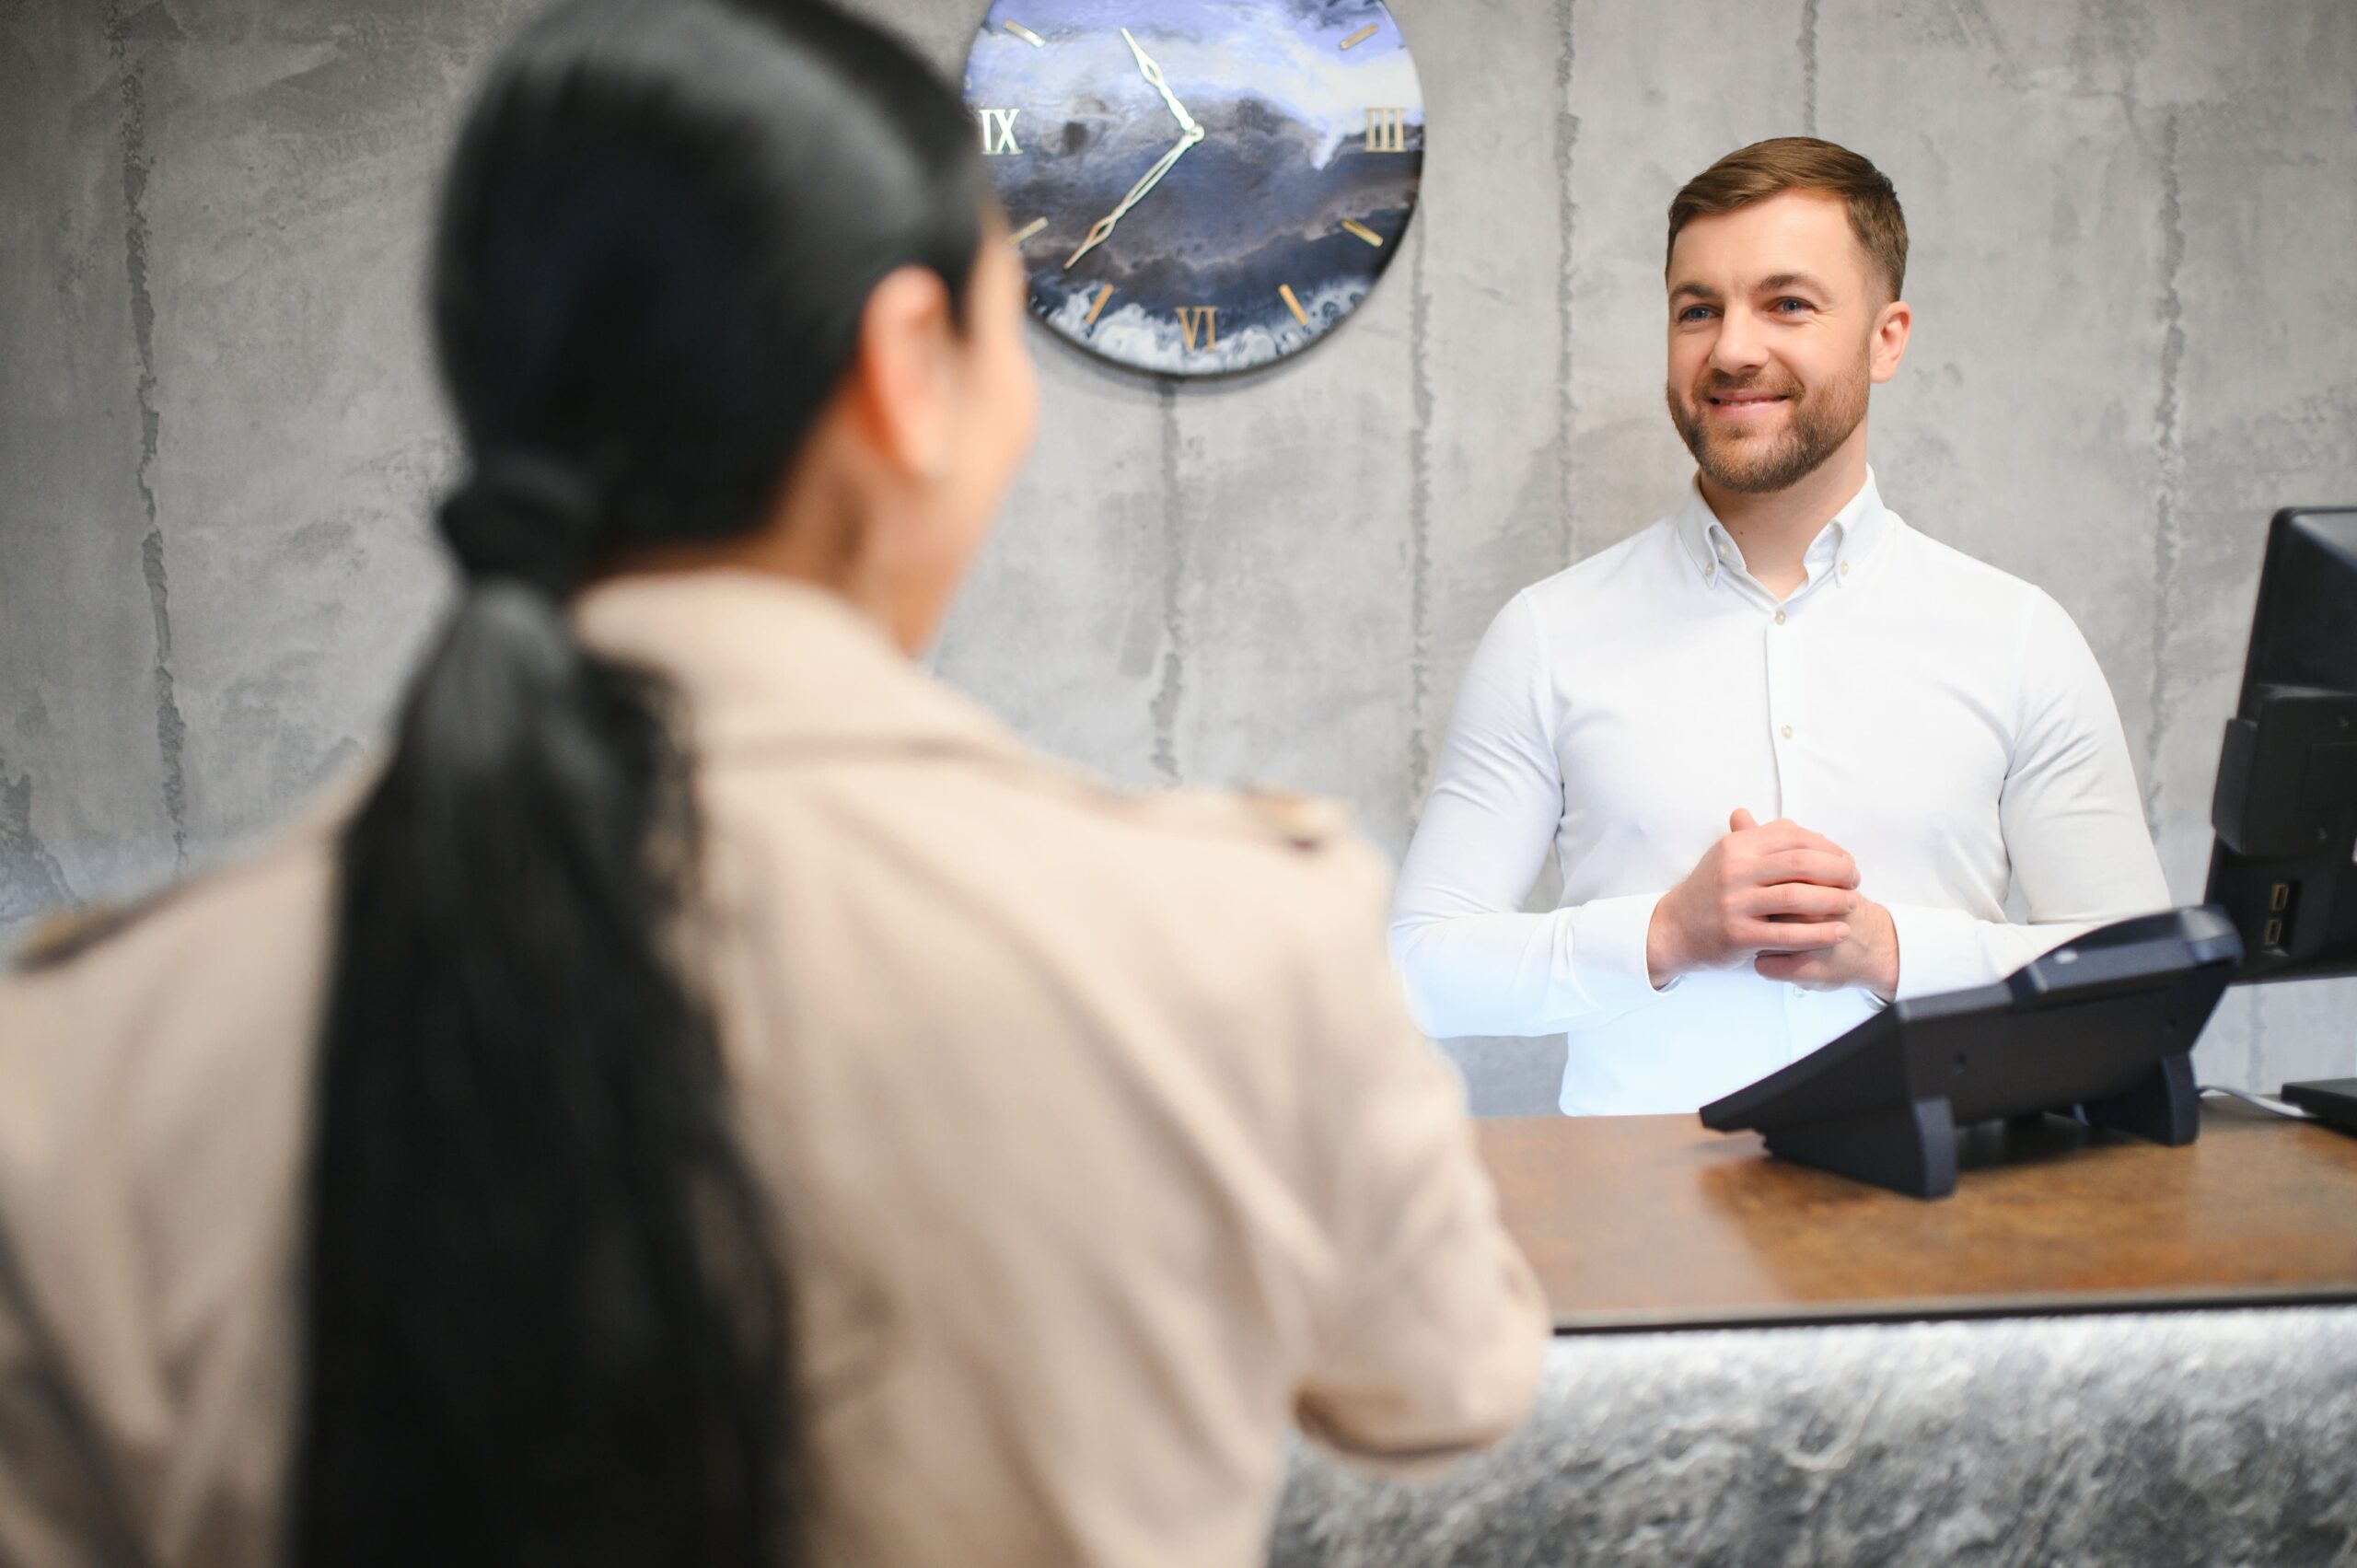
[1562,892,1678,1019]
[1884,902,1995,1001]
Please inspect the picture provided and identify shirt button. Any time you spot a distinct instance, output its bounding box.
[1781,725,1794,739]
[1704,563,1716,578]
[1840,561,1852,576]
[1773,610,1788,624]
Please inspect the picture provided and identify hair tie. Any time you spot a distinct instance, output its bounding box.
[437,453,604,598]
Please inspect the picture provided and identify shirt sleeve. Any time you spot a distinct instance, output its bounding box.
[1389,593,1675,1037]
[1885,589,2176,999]
[1295,842,1550,1476]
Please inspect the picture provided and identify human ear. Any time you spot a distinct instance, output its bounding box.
[1869,297,1912,384]
[848,265,958,482]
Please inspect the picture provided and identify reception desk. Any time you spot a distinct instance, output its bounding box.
[1271,1101,2357,1566]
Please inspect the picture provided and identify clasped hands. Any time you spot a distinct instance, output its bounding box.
[1644,809,1899,1000]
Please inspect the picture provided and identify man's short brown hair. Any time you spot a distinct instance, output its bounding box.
[1666,137,1908,301]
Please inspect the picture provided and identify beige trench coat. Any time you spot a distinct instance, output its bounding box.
[0,572,1548,1567]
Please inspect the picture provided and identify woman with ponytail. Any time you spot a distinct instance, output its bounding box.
[0,2,1547,1564]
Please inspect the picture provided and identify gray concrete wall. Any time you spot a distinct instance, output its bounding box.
[4,0,2351,1110]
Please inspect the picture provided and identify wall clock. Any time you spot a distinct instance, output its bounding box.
[960,0,1426,377]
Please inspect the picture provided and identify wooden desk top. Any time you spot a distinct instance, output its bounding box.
[1477,1101,2357,1332]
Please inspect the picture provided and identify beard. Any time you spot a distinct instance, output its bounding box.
[1666,354,1870,495]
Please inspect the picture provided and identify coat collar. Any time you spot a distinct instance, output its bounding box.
[573,571,1022,761]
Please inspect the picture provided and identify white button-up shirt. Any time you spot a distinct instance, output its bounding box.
[1389,470,2173,1116]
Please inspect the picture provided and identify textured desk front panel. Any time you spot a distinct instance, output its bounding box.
[1271,1306,2357,1568]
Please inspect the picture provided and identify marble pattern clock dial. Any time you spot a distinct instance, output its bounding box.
[961,0,1426,377]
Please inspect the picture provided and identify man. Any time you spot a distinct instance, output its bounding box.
[1390,137,2171,1116]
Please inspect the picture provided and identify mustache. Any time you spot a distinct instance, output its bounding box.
[1686,370,1806,401]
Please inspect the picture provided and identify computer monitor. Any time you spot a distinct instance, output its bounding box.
[2204,507,2357,983]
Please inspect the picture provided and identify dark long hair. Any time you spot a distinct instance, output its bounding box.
[294,4,983,1565]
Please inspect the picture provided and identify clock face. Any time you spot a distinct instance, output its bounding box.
[960,0,1425,377]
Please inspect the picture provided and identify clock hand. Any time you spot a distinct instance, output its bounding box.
[1063,123,1203,269]
[1120,27,1202,137]
[1061,29,1210,272]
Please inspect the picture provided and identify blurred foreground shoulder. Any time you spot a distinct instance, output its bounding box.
[0,824,334,1568]
[1074,776,1552,1473]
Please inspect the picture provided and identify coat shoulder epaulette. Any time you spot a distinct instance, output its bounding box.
[1004,758,1353,854]
[1218,784,1353,852]
[10,888,183,974]
[7,788,357,980]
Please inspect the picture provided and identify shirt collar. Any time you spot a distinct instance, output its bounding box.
[1676,466,1893,590]
[572,570,1021,761]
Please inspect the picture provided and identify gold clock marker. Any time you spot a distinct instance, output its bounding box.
[1175,306,1218,351]
[1364,108,1409,153]
[1340,23,1378,50]
[1003,20,1046,47]
[1341,219,1385,248]
[1279,284,1309,327]
[1086,285,1114,325]
[1009,216,1048,246]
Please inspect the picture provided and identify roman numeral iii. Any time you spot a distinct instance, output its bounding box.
[1364,108,1409,153]
[978,108,1022,156]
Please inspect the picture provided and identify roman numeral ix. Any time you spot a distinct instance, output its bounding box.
[979,108,1022,156]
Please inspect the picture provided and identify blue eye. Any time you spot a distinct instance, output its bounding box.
[1678,306,1715,323]
[1773,297,1812,314]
